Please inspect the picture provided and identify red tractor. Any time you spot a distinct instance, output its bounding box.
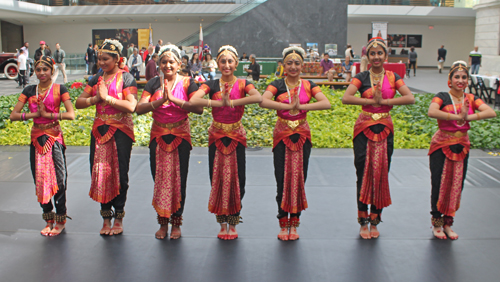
[0,52,34,80]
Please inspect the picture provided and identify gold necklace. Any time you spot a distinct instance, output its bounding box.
[449,91,463,102]
[285,77,300,88]
[220,76,237,85]
[38,85,51,93]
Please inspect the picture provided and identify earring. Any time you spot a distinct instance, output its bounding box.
[448,81,452,88]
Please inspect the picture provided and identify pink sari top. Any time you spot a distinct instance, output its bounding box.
[350,70,406,114]
[431,92,484,133]
[265,79,322,121]
[199,79,256,124]
[142,76,197,124]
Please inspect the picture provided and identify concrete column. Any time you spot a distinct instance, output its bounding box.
[473,0,500,75]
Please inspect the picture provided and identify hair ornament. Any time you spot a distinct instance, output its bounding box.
[217,45,239,62]
[282,46,306,62]
[99,39,123,55]
[35,55,55,72]
[367,37,387,53]
[158,44,182,62]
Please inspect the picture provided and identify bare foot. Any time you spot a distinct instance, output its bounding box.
[432,226,447,239]
[49,222,65,236]
[227,225,238,240]
[277,228,289,241]
[289,227,299,241]
[100,218,112,235]
[155,224,168,240]
[370,225,380,239]
[443,226,458,240]
[217,223,228,240]
[170,226,181,240]
[41,222,53,236]
[359,225,371,239]
[110,218,123,235]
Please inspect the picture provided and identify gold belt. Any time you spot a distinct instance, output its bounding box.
[362,111,390,121]
[154,118,186,129]
[95,112,131,120]
[442,130,468,138]
[278,117,306,131]
[33,121,59,130]
[212,121,242,132]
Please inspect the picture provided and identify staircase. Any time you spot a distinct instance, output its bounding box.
[176,0,267,46]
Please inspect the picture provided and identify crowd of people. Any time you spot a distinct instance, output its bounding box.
[9,37,497,243]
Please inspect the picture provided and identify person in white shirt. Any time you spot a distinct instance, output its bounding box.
[128,48,142,80]
[53,43,68,83]
[17,49,27,88]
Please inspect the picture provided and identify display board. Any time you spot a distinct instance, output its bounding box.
[92,29,138,57]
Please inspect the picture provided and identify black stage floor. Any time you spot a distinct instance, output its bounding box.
[1,146,500,282]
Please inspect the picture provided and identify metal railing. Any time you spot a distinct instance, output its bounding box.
[18,0,252,6]
[348,0,479,8]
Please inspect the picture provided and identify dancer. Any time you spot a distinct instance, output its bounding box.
[428,61,496,240]
[10,56,75,236]
[136,45,203,240]
[260,47,331,241]
[342,37,414,239]
[190,45,262,240]
[75,39,138,236]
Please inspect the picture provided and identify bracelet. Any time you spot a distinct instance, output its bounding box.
[181,101,186,109]
[151,101,156,110]
[477,112,481,120]
[207,99,212,108]
[54,113,58,120]
[446,113,450,121]
[22,113,26,121]
[230,100,234,108]
[51,113,54,120]
[111,97,117,106]
[59,112,62,120]
[86,97,91,106]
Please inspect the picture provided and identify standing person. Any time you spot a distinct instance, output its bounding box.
[345,44,354,60]
[427,61,496,240]
[75,39,138,236]
[320,53,335,82]
[137,45,203,240]
[360,45,368,72]
[188,53,202,77]
[144,44,155,65]
[53,43,68,84]
[128,48,142,80]
[10,55,75,236]
[190,45,262,240]
[342,37,415,240]
[202,53,217,80]
[145,53,159,81]
[408,47,418,77]
[437,45,447,73]
[469,46,482,75]
[35,41,50,62]
[86,44,95,75]
[20,42,31,84]
[155,39,163,54]
[127,43,134,58]
[260,47,331,241]
[17,49,27,89]
[245,54,260,82]
[240,53,249,61]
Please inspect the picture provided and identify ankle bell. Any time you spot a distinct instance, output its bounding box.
[357,217,370,226]
[431,217,444,227]
[227,215,242,226]
[157,215,169,225]
[290,217,300,228]
[42,211,55,222]
[170,216,183,227]
[279,217,290,229]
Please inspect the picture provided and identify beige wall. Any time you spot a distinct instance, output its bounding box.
[347,23,476,68]
[23,22,201,56]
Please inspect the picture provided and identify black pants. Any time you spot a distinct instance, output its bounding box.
[429,145,469,218]
[409,61,416,75]
[130,68,140,80]
[149,135,190,218]
[353,124,394,216]
[18,70,26,87]
[209,137,246,217]
[274,134,312,219]
[90,125,133,214]
[30,136,68,215]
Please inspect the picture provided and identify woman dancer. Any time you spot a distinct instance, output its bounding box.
[260,47,331,241]
[342,37,414,239]
[428,61,496,240]
[190,45,262,240]
[76,39,137,236]
[10,56,75,236]
[137,45,203,240]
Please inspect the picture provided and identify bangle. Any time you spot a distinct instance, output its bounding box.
[59,112,62,120]
[446,113,450,121]
[207,99,211,108]
[181,101,186,109]
[477,112,481,120]
[230,100,234,108]
[86,97,91,106]
[22,113,26,121]
[151,101,156,110]
[51,113,53,119]
[54,113,58,120]
[111,97,117,105]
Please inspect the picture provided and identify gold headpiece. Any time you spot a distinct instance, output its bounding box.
[282,46,305,63]
[158,44,181,63]
[217,45,239,62]
[284,51,303,63]
[98,39,123,56]
[448,60,469,78]
[366,37,386,53]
